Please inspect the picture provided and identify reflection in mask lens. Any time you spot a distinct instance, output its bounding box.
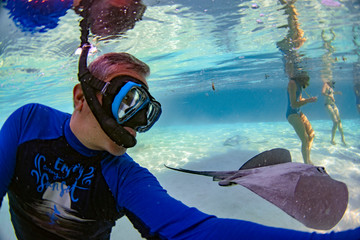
[117,87,145,120]
[136,101,161,133]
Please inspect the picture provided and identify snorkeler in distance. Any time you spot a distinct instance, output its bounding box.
[322,81,346,145]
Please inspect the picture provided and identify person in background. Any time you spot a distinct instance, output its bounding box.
[353,25,360,113]
[276,0,317,164]
[286,73,317,164]
[322,81,346,145]
[320,29,346,145]
[354,77,360,113]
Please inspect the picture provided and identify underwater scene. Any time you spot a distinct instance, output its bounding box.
[0,0,360,239]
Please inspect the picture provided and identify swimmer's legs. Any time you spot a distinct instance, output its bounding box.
[288,113,314,165]
[325,104,338,145]
[333,106,347,145]
[331,122,337,145]
[327,104,347,145]
[338,121,346,145]
[300,112,315,151]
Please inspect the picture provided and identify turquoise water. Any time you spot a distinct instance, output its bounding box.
[1,0,360,239]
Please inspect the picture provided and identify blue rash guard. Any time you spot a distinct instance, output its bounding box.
[1,103,360,240]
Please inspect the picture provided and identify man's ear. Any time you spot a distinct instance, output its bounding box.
[73,83,85,111]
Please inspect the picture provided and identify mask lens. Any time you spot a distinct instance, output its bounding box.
[117,87,146,122]
[136,101,162,133]
[111,81,162,132]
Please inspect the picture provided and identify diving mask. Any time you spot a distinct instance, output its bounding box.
[111,81,161,133]
[78,44,161,148]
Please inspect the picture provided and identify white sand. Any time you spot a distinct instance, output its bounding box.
[1,119,359,239]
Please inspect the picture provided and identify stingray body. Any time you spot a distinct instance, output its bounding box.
[165,148,348,230]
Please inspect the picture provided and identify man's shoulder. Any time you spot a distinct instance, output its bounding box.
[102,153,136,168]
[19,103,69,117]
[101,153,148,176]
[15,103,70,124]
[11,103,71,143]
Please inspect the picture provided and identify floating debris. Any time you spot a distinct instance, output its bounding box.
[321,0,341,7]
[251,3,259,9]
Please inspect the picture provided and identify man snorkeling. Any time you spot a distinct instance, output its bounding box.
[1,0,360,238]
[1,44,360,239]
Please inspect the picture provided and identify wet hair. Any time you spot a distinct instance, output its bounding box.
[329,81,336,88]
[88,52,150,80]
[291,71,310,88]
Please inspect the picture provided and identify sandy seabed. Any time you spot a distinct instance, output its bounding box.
[1,119,359,239]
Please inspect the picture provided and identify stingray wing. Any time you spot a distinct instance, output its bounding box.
[164,165,237,180]
[219,162,348,230]
[165,148,291,181]
[239,148,292,170]
[165,149,348,230]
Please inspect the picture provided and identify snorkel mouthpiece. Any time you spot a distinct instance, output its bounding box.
[78,44,137,148]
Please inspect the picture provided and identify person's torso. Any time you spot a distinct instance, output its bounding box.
[8,104,122,240]
[324,85,335,105]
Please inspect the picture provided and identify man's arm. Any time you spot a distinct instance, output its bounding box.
[0,107,24,207]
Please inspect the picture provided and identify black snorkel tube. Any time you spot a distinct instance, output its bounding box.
[78,44,137,148]
[77,13,137,148]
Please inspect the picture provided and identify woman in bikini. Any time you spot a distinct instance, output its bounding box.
[322,81,346,145]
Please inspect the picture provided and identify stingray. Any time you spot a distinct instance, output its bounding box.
[165,148,348,230]
[223,135,241,146]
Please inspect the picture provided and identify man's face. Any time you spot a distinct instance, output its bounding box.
[86,66,148,156]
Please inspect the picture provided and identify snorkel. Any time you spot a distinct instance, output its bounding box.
[76,0,159,148]
[77,5,137,148]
